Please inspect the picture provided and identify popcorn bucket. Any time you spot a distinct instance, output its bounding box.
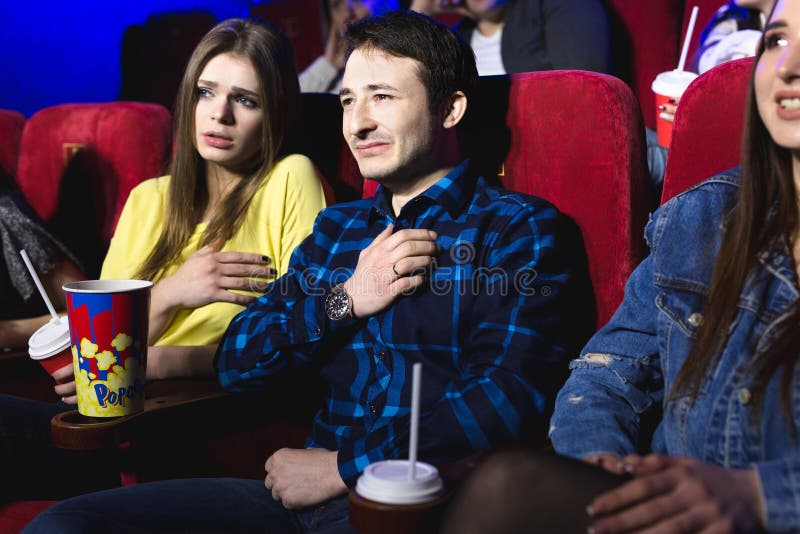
[63,280,152,417]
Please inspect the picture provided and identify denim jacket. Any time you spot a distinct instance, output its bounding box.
[550,168,800,532]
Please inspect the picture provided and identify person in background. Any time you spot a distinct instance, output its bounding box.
[299,0,400,93]
[0,171,84,350]
[24,11,592,533]
[444,1,800,531]
[0,17,327,504]
[648,0,774,197]
[410,0,611,76]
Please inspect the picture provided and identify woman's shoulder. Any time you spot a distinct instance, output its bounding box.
[661,169,740,213]
[265,154,324,192]
[272,153,316,174]
[652,169,740,236]
[128,175,171,199]
[647,169,740,283]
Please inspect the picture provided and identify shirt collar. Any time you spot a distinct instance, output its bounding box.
[368,159,475,223]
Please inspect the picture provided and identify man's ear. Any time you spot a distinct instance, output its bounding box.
[442,91,467,129]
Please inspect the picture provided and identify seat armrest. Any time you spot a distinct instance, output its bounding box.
[50,378,228,450]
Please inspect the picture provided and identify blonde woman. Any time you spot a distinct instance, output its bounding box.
[1,18,327,503]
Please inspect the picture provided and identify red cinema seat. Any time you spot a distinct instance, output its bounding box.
[250,0,324,72]
[15,102,172,276]
[661,56,752,204]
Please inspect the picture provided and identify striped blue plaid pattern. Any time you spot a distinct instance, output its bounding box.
[215,160,585,486]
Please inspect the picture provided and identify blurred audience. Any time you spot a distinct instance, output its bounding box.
[410,0,611,75]
[299,0,400,93]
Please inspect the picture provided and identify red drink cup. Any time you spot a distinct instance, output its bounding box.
[651,69,698,148]
[28,317,73,384]
[350,460,446,534]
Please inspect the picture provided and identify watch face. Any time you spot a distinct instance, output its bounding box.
[326,289,350,321]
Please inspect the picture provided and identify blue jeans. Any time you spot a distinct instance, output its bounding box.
[23,478,357,534]
[0,394,120,503]
[645,127,668,207]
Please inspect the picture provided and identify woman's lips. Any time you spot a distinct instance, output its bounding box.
[775,92,800,120]
[203,133,233,148]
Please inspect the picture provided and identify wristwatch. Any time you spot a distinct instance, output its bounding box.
[325,283,353,321]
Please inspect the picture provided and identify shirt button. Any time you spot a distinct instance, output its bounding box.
[738,388,752,405]
[312,328,321,337]
[369,402,377,414]
[687,312,703,327]
[377,351,386,361]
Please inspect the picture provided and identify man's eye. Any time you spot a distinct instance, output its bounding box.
[340,98,353,107]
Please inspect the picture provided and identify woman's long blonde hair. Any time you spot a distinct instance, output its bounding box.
[136,18,299,281]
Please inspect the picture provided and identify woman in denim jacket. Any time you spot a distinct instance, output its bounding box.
[442,1,800,532]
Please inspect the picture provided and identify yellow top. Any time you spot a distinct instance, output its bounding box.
[100,154,327,346]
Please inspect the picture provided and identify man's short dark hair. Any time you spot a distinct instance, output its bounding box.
[345,10,478,113]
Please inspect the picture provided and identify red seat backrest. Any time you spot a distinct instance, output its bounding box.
[250,0,324,72]
[16,102,172,275]
[661,56,752,204]
[0,501,59,534]
[603,0,683,130]
[0,109,25,179]
[364,71,648,328]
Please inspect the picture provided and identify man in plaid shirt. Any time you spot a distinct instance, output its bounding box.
[26,10,592,533]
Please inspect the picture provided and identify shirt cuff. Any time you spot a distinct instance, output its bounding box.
[299,288,359,345]
[755,457,800,531]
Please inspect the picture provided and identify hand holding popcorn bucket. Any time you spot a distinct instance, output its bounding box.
[63,280,152,417]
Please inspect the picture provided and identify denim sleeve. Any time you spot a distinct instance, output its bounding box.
[549,213,664,459]
[755,456,800,531]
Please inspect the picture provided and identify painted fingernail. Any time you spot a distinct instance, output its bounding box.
[657,104,666,111]
[586,505,594,517]
[587,527,595,534]
[262,255,271,263]
[667,98,676,104]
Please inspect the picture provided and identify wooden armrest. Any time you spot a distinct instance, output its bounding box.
[50,378,228,450]
[50,368,327,452]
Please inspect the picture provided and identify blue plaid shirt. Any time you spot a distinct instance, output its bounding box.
[216,160,590,486]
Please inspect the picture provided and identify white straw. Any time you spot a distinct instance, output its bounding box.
[678,6,700,72]
[19,249,59,320]
[408,362,422,480]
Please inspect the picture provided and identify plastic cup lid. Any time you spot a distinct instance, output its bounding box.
[651,69,699,97]
[28,316,71,360]
[355,460,444,505]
